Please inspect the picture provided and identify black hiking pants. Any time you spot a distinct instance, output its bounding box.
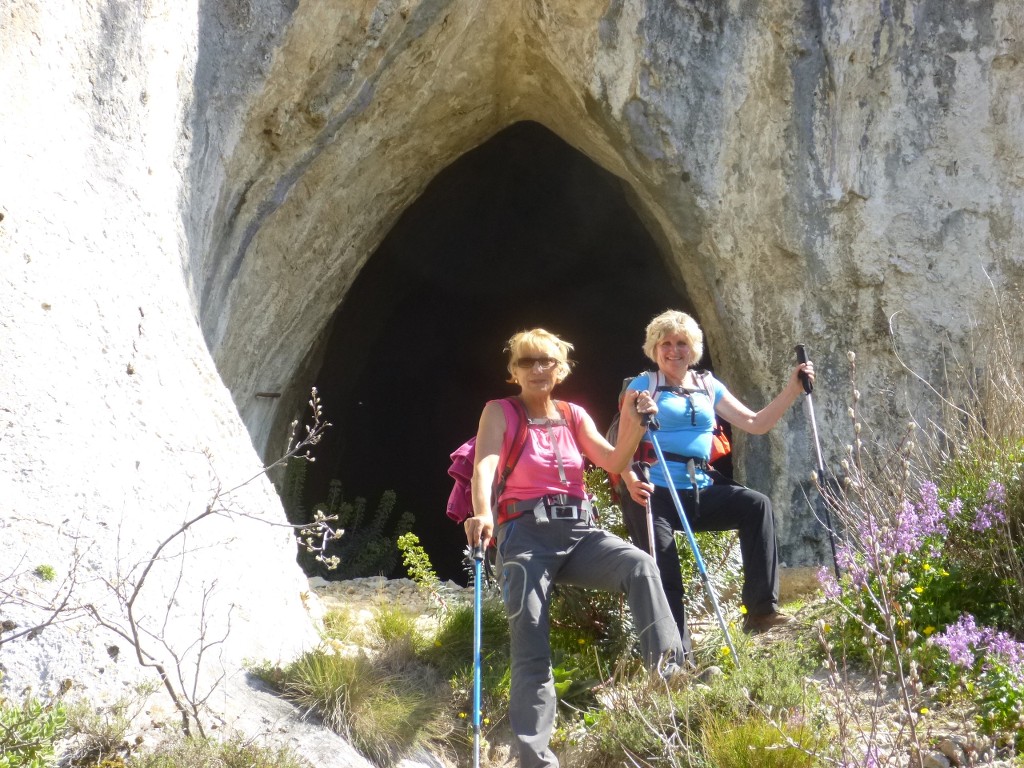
[623,480,780,661]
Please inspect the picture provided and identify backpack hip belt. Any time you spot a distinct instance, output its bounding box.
[637,443,710,472]
[498,494,593,525]
[643,450,708,512]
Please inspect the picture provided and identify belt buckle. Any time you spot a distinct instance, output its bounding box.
[549,505,577,520]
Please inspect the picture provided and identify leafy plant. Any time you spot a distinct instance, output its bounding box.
[63,692,150,767]
[397,532,439,592]
[282,460,414,580]
[126,733,312,768]
[369,604,423,651]
[0,692,67,768]
[701,713,822,768]
[32,565,56,582]
[423,599,509,681]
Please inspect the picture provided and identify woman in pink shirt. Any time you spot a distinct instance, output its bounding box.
[464,328,683,768]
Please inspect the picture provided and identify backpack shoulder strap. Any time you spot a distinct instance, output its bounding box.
[618,370,657,407]
[554,400,580,444]
[697,369,716,400]
[495,397,529,496]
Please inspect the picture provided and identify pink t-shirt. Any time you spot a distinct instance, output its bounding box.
[495,399,588,502]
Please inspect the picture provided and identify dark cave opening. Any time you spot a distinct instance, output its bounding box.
[302,121,705,584]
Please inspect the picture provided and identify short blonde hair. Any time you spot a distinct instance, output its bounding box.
[505,329,574,383]
[643,310,704,367]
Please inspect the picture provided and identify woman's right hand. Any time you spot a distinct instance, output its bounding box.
[627,475,655,506]
[464,511,494,551]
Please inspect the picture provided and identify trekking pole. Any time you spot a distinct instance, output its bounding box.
[633,461,657,559]
[646,428,739,663]
[471,543,484,768]
[794,344,841,580]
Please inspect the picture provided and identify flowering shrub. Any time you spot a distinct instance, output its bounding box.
[820,476,1018,656]
[818,460,1023,760]
[931,614,1024,747]
[940,447,1024,635]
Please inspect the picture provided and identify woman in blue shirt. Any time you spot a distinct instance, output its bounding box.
[621,310,813,660]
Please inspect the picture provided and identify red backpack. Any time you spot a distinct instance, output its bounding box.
[446,398,577,524]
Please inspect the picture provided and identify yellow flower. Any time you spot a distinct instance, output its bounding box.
[919,707,930,715]
[739,605,748,615]
[459,712,467,719]
[923,626,935,636]
[484,718,490,725]
[720,646,731,657]
[921,563,932,571]
[578,638,586,645]
[940,569,950,577]
[913,586,924,594]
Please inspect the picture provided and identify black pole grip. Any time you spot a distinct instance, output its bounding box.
[632,461,652,483]
[794,344,813,394]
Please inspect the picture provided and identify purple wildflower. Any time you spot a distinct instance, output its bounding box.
[933,614,1024,674]
[933,614,982,668]
[972,481,1007,532]
[865,482,954,564]
[818,566,842,599]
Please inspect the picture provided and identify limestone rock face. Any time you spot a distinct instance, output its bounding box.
[195,0,1024,557]
[2,0,1022,753]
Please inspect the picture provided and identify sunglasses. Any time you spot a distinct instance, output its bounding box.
[515,356,559,370]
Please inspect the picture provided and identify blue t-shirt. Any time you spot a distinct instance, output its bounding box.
[627,371,728,490]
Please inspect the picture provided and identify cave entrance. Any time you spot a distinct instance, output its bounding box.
[302,121,696,583]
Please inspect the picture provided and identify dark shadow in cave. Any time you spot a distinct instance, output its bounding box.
[302,121,712,583]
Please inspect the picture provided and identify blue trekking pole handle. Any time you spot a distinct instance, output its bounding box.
[646,428,740,663]
[471,544,484,768]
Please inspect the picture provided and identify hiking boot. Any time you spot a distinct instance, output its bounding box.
[695,665,724,684]
[659,661,685,682]
[659,661,723,687]
[742,610,793,634]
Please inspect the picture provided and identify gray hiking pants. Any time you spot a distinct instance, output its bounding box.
[495,515,683,768]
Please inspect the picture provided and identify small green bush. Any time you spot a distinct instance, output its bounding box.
[63,696,136,767]
[126,733,311,768]
[0,693,67,768]
[422,599,509,679]
[281,460,415,579]
[276,646,449,765]
[32,565,56,582]
[701,713,823,768]
[396,532,439,592]
[370,604,423,651]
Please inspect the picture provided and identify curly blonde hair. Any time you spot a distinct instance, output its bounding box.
[642,310,703,367]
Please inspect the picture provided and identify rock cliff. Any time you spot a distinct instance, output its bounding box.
[2,0,1021,761]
